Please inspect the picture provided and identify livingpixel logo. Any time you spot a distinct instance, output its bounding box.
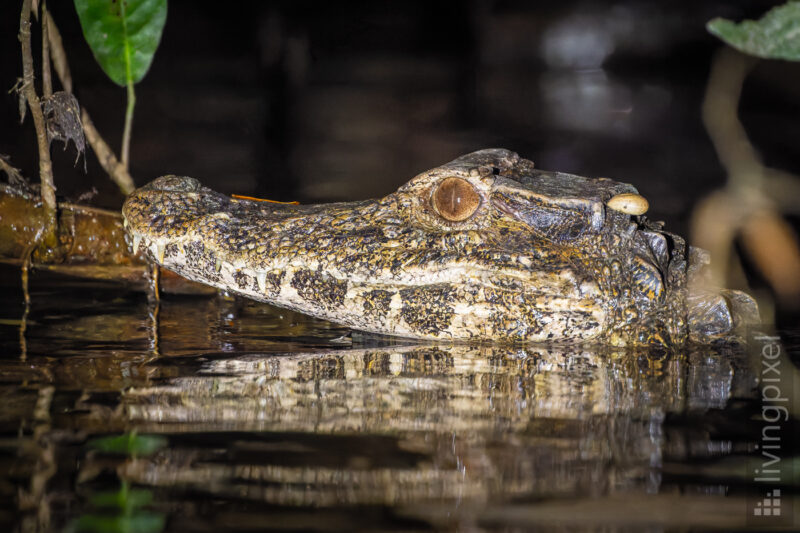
[748,333,795,526]
[753,489,781,517]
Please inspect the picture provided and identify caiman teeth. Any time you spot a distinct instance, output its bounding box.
[151,242,166,263]
[256,271,267,293]
[215,258,222,273]
[123,218,128,229]
[132,234,142,253]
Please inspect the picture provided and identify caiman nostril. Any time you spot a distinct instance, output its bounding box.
[607,192,649,215]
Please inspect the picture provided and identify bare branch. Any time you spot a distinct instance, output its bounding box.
[701,48,761,190]
[121,81,135,171]
[44,8,135,194]
[19,0,57,248]
[41,0,52,99]
[81,109,135,194]
[0,155,27,187]
[45,9,71,92]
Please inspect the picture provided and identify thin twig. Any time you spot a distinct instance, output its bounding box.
[119,0,135,171]
[44,11,135,194]
[44,8,70,92]
[121,80,135,170]
[19,0,57,249]
[41,0,52,99]
[81,109,136,194]
[695,46,800,305]
[765,168,800,214]
[0,155,26,186]
[701,48,761,191]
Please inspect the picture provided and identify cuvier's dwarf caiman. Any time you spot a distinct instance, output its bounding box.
[122,149,759,346]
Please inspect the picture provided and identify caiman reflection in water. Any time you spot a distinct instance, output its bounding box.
[1,285,768,531]
[122,344,743,506]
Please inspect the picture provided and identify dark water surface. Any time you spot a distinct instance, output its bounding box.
[1,266,797,532]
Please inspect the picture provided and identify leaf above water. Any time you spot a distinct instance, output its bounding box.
[707,1,800,61]
[74,0,168,86]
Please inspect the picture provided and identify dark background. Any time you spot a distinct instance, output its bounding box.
[1,1,798,247]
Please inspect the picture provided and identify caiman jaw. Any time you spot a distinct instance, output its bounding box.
[123,149,759,345]
[123,173,608,342]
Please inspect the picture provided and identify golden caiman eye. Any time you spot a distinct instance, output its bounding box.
[432,177,481,222]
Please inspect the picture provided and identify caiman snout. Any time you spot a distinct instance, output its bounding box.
[686,248,760,343]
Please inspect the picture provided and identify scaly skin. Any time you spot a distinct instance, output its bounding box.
[122,149,757,346]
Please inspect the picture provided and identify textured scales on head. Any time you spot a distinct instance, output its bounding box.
[122,149,759,346]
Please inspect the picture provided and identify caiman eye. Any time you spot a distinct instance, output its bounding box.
[432,177,481,222]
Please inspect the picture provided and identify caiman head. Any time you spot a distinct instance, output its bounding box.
[122,149,758,346]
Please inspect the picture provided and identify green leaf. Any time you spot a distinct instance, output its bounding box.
[88,433,167,456]
[707,1,800,61]
[74,0,167,86]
